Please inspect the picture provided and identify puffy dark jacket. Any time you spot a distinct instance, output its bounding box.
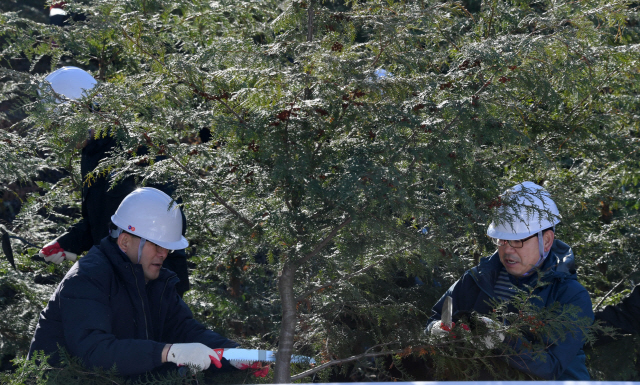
[428,240,593,380]
[594,283,640,341]
[28,237,237,376]
[55,136,190,295]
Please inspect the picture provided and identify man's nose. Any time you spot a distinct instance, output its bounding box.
[156,245,169,259]
[502,243,517,252]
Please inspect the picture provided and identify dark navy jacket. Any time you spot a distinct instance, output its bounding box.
[428,240,593,380]
[28,237,237,376]
[594,283,640,343]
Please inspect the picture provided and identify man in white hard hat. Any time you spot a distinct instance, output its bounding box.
[49,2,86,27]
[427,181,594,380]
[36,66,191,296]
[28,188,263,377]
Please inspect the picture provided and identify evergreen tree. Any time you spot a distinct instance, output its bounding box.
[1,0,639,382]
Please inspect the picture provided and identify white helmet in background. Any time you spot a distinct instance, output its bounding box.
[41,66,97,103]
[487,181,561,240]
[111,187,189,253]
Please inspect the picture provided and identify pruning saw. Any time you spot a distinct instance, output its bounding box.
[214,348,315,364]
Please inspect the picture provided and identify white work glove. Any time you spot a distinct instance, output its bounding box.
[166,343,216,371]
[39,240,78,264]
[475,316,505,349]
[428,320,469,339]
[428,320,451,339]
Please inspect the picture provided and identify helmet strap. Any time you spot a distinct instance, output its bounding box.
[522,230,550,277]
[110,227,123,238]
[113,227,146,264]
[537,230,545,260]
[137,238,146,264]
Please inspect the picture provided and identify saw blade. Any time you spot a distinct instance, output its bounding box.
[442,295,453,328]
[223,349,275,363]
[222,349,315,364]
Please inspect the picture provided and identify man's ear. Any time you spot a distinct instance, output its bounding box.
[543,230,555,252]
[117,232,131,252]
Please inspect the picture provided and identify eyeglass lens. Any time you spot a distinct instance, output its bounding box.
[493,239,523,248]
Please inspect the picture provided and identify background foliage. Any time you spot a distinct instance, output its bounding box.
[1,0,639,382]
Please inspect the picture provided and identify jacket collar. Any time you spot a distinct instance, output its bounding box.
[474,239,577,290]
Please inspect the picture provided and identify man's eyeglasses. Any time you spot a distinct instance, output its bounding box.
[491,233,538,249]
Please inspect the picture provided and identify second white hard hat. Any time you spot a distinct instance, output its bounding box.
[486,181,561,240]
[42,66,97,103]
[111,187,189,250]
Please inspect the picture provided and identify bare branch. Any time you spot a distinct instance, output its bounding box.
[290,343,418,381]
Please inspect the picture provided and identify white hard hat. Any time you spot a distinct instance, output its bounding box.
[41,66,97,102]
[486,181,561,240]
[111,187,188,250]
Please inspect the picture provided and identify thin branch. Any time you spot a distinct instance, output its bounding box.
[189,86,245,124]
[394,126,419,175]
[295,215,352,268]
[290,343,418,381]
[370,40,391,69]
[203,223,217,239]
[485,0,497,39]
[593,264,639,310]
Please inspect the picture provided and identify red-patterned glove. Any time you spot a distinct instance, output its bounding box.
[39,240,78,264]
[209,349,269,377]
[232,361,269,377]
[252,363,270,378]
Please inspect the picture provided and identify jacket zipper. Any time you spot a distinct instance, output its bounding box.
[159,279,170,319]
[131,265,149,340]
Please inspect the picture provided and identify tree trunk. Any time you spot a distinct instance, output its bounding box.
[276,5,313,380]
[307,0,314,43]
[274,262,297,383]
[304,0,314,100]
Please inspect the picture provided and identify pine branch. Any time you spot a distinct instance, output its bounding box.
[141,133,256,229]
[120,25,246,125]
[295,243,415,302]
